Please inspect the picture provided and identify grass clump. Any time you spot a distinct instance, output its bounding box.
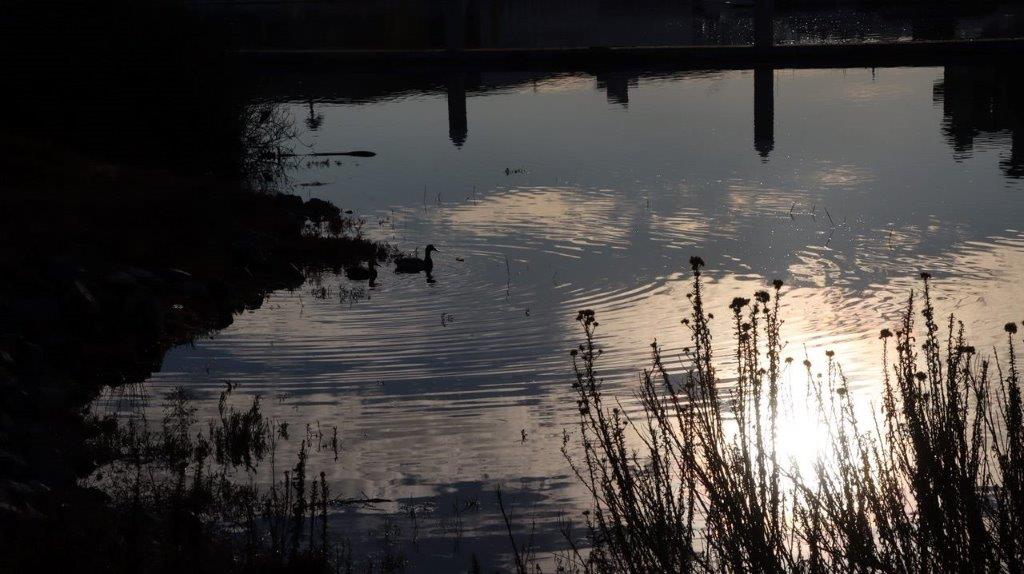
[82,386,338,574]
[564,259,1024,573]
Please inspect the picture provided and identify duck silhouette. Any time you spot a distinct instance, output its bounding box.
[345,258,378,283]
[395,245,438,274]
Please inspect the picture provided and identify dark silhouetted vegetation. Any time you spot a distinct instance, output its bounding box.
[81,385,337,573]
[564,260,1024,572]
[0,84,391,573]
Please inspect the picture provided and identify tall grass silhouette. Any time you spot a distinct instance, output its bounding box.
[564,258,1024,573]
[86,386,337,573]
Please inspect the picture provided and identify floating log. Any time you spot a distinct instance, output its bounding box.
[282,151,377,158]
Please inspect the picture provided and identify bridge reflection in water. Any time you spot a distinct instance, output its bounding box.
[290,64,1023,173]
[436,67,777,158]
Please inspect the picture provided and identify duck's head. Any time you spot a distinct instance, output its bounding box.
[425,244,439,254]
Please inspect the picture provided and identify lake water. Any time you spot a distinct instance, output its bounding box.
[129,64,1023,571]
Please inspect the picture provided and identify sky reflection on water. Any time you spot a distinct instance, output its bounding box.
[136,64,1024,571]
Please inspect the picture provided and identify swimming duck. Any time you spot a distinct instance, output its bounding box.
[395,245,438,274]
[345,258,378,282]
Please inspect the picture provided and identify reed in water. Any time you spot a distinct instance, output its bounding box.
[563,258,1024,573]
[82,385,340,573]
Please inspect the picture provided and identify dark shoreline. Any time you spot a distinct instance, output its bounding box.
[0,135,387,571]
[234,37,1024,71]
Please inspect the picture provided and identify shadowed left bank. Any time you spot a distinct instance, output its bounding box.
[0,2,390,570]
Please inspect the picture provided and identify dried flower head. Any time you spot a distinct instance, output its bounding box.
[729,297,751,312]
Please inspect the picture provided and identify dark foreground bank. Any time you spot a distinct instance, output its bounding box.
[0,135,389,573]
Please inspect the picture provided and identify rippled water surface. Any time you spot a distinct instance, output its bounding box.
[136,64,1024,571]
